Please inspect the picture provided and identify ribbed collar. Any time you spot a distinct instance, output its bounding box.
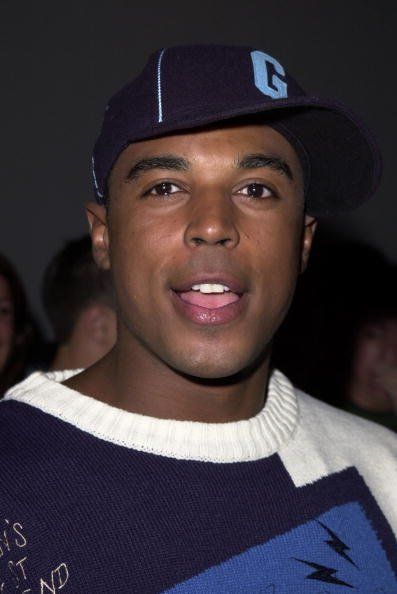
[4,369,299,463]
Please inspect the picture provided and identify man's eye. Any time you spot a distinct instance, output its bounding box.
[146,182,181,196]
[238,183,273,199]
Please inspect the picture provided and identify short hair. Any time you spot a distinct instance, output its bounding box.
[42,236,114,343]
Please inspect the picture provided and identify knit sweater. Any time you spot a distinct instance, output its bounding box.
[0,369,396,593]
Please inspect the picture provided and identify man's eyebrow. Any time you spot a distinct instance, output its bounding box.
[237,153,293,180]
[126,155,189,180]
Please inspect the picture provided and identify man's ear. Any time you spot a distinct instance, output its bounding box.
[86,201,110,270]
[300,215,317,273]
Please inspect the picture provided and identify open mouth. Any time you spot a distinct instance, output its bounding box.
[178,283,240,309]
[172,281,246,326]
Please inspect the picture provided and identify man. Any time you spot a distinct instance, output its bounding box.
[1,46,395,592]
[42,235,117,371]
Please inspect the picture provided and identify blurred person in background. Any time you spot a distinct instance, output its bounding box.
[0,253,41,396]
[273,235,397,430]
[42,235,117,370]
[345,266,397,430]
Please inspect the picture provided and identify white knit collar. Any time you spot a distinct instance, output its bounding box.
[4,369,298,463]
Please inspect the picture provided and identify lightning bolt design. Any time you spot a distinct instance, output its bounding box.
[318,521,357,567]
[294,558,354,588]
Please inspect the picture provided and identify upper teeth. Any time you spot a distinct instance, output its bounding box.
[191,283,231,294]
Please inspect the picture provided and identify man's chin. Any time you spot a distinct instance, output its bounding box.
[167,346,270,383]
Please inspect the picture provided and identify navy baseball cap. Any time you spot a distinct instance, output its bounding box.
[92,45,382,216]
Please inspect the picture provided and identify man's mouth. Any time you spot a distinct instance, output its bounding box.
[171,279,247,326]
[178,283,240,309]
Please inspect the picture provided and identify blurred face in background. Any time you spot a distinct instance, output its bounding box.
[0,274,14,372]
[350,317,397,412]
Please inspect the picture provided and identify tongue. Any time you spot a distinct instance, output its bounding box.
[178,290,240,309]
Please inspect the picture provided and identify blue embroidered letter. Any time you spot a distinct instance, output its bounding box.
[250,50,288,99]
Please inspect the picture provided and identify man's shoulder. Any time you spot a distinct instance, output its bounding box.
[296,388,396,450]
[0,371,59,431]
[0,374,61,468]
[0,371,83,475]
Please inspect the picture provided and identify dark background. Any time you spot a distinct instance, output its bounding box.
[1,1,395,333]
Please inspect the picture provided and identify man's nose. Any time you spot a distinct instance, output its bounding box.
[183,189,240,249]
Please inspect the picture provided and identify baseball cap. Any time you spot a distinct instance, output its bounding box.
[92,45,382,216]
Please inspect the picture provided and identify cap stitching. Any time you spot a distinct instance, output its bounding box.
[156,49,166,123]
[91,155,104,199]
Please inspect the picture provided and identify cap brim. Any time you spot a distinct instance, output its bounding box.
[122,96,381,217]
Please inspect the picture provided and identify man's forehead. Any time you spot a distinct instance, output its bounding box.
[114,122,302,171]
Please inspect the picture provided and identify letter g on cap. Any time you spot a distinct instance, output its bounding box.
[250,50,288,99]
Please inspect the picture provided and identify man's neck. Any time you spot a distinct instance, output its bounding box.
[64,342,271,423]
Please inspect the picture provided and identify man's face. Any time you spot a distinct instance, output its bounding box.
[90,123,315,379]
